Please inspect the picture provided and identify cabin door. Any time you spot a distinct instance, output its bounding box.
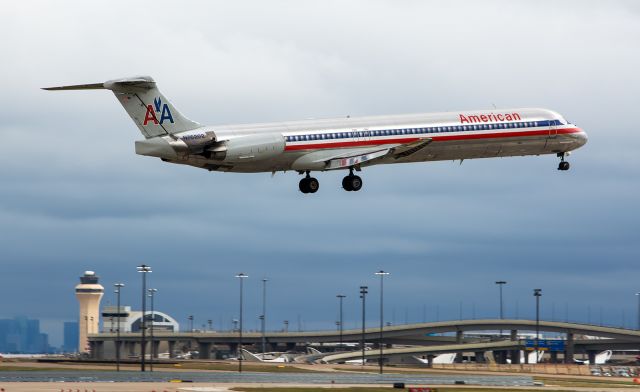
[548,120,558,138]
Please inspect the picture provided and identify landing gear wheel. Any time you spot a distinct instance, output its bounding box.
[299,178,310,193]
[307,177,319,193]
[299,176,319,193]
[342,175,363,192]
[350,175,362,191]
[342,176,353,191]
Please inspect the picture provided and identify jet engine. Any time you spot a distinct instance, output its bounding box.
[206,133,285,163]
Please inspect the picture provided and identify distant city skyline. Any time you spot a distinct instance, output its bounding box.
[0,317,52,354]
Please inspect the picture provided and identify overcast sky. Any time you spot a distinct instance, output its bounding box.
[1,1,639,346]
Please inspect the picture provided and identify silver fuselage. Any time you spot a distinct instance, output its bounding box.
[155,107,586,173]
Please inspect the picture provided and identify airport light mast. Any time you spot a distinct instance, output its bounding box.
[359,286,368,366]
[235,273,248,373]
[137,264,152,372]
[261,278,268,357]
[336,294,346,349]
[496,281,506,338]
[114,283,124,371]
[375,270,390,374]
[148,288,157,371]
[534,288,542,359]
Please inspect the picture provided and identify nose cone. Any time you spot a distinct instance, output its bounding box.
[575,128,588,148]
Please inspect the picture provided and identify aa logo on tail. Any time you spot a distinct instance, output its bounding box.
[143,97,174,125]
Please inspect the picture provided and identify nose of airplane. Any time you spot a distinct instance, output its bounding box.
[575,128,588,147]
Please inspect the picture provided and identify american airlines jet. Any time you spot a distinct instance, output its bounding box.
[44,76,587,194]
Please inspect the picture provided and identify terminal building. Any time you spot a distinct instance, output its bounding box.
[101,306,180,333]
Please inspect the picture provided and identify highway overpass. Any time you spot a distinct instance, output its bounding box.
[88,319,640,362]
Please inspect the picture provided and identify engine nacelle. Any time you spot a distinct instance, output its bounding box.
[208,133,285,163]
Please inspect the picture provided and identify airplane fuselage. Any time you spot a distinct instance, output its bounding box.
[155,107,586,174]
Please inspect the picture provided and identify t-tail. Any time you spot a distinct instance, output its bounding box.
[43,76,200,138]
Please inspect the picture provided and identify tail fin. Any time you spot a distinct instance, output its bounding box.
[43,76,200,138]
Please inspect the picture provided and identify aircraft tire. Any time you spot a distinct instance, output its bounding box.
[342,176,353,191]
[299,178,310,193]
[308,178,319,193]
[350,175,363,191]
[558,161,570,171]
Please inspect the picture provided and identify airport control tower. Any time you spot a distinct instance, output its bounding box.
[75,271,104,353]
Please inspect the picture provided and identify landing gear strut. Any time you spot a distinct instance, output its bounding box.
[557,152,570,171]
[342,168,363,192]
[299,171,319,194]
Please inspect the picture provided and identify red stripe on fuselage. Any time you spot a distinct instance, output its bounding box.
[284,127,582,151]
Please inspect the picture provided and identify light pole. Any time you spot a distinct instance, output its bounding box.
[534,288,542,360]
[496,281,506,338]
[375,270,389,374]
[635,293,640,330]
[148,288,157,371]
[136,264,152,372]
[261,278,268,357]
[359,286,368,366]
[235,272,248,373]
[336,294,346,350]
[114,283,124,372]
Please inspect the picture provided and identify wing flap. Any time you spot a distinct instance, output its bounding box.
[290,138,433,171]
[391,138,432,159]
[325,148,391,170]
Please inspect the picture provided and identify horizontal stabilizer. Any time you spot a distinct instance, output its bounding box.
[42,83,105,91]
[42,76,156,93]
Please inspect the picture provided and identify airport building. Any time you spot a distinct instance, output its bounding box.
[74,271,104,353]
[101,306,179,333]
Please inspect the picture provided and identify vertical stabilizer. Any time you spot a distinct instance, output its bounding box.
[44,76,201,139]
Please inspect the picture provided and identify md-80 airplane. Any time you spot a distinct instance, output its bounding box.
[44,76,587,193]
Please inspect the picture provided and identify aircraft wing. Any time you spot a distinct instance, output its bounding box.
[324,138,432,170]
[324,147,392,170]
[291,138,432,171]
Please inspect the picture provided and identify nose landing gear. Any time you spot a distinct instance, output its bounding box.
[299,171,319,194]
[557,152,570,171]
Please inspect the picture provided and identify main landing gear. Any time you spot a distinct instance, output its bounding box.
[298,169,364,194]
[299,171,319,194]
[557,152,570,171]
[342,169,363,192]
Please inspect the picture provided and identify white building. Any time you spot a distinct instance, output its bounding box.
[101,306,179,333]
